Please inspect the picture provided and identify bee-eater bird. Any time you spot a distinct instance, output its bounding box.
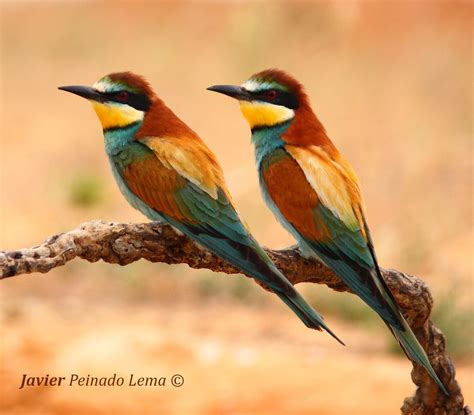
[208,69,448,395]
[58,71,343,344]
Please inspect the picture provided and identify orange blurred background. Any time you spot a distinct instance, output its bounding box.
[0,1,472,414]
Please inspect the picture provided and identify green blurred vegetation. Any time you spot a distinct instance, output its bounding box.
[430,290,474,360]
[304,284,378,327]
[385,287,474,360]
[68,174,104,207]
[196,272,265,304]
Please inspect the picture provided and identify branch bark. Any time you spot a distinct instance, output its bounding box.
[0,220,470,414]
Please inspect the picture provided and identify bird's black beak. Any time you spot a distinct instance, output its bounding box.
[58,85,105,102]
[207,85,251,101]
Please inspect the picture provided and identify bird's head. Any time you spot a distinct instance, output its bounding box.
[59,72,155,130]
[208,69,309,130]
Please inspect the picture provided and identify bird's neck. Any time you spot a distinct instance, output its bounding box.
[104,121,143,156]
[251,120,292,167]
[282,105,337,153]
[251,105,339,167]
[135,99,199,140]
[103,97,201,156]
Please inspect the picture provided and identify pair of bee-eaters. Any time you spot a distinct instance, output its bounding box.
[59,69,448,395]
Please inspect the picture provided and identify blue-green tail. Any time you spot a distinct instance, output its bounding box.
[276,288,345,345]
[389,319,449,396]
[306,234,449,395]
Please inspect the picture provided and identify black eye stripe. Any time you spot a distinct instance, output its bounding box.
[103,90,151,111]
[250,89,299,110]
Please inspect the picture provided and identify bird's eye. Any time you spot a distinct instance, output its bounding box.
[265,89,278,100]
[115,91,129,102]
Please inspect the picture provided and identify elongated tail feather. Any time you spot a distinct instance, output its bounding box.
[307,235,449,394]
[276,289,345,345]
[389,320,449,396]
[367,240,450,396]
[166,216,344,344]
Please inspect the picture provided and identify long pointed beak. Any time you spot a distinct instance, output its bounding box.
[58,85,105,102]
[207,85,251,101]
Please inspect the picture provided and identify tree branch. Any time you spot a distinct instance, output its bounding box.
[0,220,470,414]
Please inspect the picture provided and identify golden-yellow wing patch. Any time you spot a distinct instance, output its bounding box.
[285,145,367,238]
[141,135,226,200]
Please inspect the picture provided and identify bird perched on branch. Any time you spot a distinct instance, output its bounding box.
[58,71,342,344]
[208,69,448,395]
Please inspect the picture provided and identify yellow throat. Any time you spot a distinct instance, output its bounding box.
[239,101,294,129]
[92,102,144,130]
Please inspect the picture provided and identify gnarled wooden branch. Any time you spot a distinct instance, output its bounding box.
[0,220,470,414]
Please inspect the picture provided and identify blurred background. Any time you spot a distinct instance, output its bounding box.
[0,1,472,414]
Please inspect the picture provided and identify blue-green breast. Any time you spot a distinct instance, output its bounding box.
[251,121,290,167]
[103,124,164,221]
